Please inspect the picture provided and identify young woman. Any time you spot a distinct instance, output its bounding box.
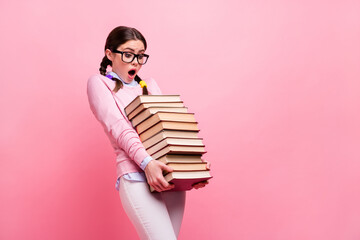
[87,26,207,240]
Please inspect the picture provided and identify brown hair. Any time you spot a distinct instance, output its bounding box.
[99,26,148,94]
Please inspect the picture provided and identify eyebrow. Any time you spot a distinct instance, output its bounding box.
[123,47,145,53]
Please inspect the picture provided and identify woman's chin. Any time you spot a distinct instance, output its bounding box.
[125,75,135,83]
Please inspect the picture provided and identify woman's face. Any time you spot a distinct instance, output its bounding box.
[106,39,146,83]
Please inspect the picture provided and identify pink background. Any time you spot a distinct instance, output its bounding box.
[1,0,360,239]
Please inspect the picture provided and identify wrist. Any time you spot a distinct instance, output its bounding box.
[144,159,155,171]
[140,156,153,170]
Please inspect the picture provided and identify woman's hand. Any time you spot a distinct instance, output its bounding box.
[144,160,175,192]
[192,180,209,189]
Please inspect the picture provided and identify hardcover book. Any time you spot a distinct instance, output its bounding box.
[136,112,197,134]
[142,130,199,149]
[125,95,182,115]
[131,107,188,127]
[151,145,206,160]
[127,102,185,120]
[150,171,212,192]
[139,121,199,142]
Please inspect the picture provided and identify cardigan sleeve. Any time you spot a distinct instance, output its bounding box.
[87,75,150,167]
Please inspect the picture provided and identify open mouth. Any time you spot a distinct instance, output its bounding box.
[128,69,136,77]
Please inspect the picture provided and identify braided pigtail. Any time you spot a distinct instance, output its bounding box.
[99,55,123,92]
[135,75,148,95]
[99,56,110,75]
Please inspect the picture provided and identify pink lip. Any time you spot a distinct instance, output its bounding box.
[128,68,137,79]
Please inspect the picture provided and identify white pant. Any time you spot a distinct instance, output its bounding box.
[119,177,186,240]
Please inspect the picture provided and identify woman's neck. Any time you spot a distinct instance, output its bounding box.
[108,71,137,86]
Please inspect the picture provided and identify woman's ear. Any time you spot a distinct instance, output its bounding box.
[105,49,113,61]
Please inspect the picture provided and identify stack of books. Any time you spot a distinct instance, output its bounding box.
[125,95,212,191]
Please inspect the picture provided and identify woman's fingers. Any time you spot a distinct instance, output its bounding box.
[158,161,174,173]
[145,160,175,192]
[192,180,209,189]
[151,176,171,192]
[206,161,211,170]
[151,180,174,192]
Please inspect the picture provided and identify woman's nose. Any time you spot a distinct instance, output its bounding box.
[131,57,138,65]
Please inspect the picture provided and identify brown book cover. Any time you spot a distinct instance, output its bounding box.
[136,112,197,134]
[165,162,208,172]
[150,171,212,192]
[125,95,181,115]
[127,102,185,120]
[142,130,199,149]
[146,137,204,155]
[131,107,188,127]
[139,121,199,142]
[157,154,204,164]
[151,145,206,160]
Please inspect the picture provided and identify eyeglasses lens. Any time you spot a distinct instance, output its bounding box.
[122,53,135,63]
[137,55,148,65]
[121,52,148,65]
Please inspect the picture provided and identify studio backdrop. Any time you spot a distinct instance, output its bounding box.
[1,0,360,239]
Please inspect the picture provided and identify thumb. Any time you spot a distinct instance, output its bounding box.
[159,162,173,173]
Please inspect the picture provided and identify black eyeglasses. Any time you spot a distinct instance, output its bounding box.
[112,50,149,65]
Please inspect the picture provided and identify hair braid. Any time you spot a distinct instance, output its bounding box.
[135,75,148,95]
[99,55,123,92]
[99,56,111,75]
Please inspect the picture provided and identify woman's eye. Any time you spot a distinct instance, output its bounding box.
[138,55,144,60]
[124,53,133,58]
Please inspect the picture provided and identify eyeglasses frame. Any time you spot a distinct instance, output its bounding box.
[111,49,149,65]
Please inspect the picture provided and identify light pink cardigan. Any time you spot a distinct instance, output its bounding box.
[87,74,162,178]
